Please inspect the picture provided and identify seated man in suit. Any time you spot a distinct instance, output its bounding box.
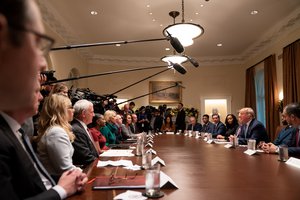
[187,116,202,132]
[236,107,269,145]
[201,114,214,133]
[262,103,300,155]
[211,114,226,138]
[72,99,99,166]
[0,1,87,199]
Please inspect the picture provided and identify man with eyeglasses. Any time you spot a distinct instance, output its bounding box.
[0,0,87,199]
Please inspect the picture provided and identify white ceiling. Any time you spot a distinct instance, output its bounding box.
[37,0,300,65]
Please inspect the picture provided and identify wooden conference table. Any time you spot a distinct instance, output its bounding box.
[69,134,300,200]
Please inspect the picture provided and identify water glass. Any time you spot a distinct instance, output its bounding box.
[145,164,161,197]
[278,144,289,162]
[247,139,256,150]
[142,151,152,169]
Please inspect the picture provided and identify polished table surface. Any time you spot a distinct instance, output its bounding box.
[69,134,300,200]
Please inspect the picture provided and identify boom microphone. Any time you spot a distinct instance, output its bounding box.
[166,31,184,54]
[186,56,199,67]
[172,62,187,74]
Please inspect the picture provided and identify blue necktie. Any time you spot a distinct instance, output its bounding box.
[19,128,56,186]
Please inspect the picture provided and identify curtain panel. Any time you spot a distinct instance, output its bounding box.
[264,55,279,141]
[282,39,300,106]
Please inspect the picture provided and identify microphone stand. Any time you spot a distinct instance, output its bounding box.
[51,35,184,53]
[51,38,166,51]
[109,67,170,96]
[116,82,180,105]
[42,65,167,86]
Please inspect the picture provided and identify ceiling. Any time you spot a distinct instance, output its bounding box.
[37,0,300,66]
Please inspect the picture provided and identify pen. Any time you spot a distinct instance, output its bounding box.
[87,177,96,184]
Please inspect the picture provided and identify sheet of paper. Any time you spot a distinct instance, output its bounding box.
[224,144,233,148]
[123,164,142,171]
[286,157,300,169]
[97,160,133,167]
[243,149,256,156]
[113,190,147,200]
[100,149,134,157]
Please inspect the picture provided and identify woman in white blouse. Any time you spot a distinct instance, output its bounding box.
[36,94,76,182]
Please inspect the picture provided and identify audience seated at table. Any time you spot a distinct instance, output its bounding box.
[36,94,77,182]
[100,110,117,145]
[201,114,214,133]
[187,116,202,132]
[71,99,99,166]
[161,115,175,133]
[218,114,239,140]
[262,103,300,155]
[115,114,130,141]
[234,107,269,145]
[212,114,226,138]
[131,113,139,134]
[87,113,109,153]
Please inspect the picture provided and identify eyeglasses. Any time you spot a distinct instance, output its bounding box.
[9,25,55,55]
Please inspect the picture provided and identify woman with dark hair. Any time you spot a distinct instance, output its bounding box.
[218,114,239,140]
[88,114,109,153]
[161,115,175,133]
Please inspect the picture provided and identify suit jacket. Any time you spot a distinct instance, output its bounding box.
[212,122,226,138]
[175,109,186,132]
[238,119,269,145]
[187,123,202,132]
[273,126,296,146]
[287,128,300,155]
[0,115,60,200]
[201,122,215,133]
[71,119,98,166]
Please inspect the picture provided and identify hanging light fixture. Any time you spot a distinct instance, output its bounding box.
[161,11,188,65]
[163,0,204,47]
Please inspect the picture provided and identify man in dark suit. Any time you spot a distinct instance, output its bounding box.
[175,103,186,133]
[262,103,300,155]
[211,114,226,138]
[72,99,99,166]
[201,114,215,133]
[187,116,202,132]
[237,107,269,145]
[0,1,87,199]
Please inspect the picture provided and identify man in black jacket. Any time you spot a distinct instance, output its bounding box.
[0,0,87,199]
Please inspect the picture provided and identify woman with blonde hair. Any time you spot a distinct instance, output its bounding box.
[49,83,69,97]
[36,94,77,182]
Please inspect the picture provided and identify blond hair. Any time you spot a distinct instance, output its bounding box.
[104,110,116,122]
[37,94,75,142]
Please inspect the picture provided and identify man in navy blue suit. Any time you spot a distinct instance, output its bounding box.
[237,107,269,145]
[262,103,300,155]
[187,116,202,132]
[201,114,214,133]
[211,114,226,138]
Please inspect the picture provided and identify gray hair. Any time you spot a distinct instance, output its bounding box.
[73,99,93,119]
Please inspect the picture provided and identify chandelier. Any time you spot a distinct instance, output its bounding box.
[163,0,204,47]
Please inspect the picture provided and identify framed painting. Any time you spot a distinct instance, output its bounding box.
[149,81,182,104]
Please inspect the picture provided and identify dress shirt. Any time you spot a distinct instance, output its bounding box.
[0,112,67,199]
